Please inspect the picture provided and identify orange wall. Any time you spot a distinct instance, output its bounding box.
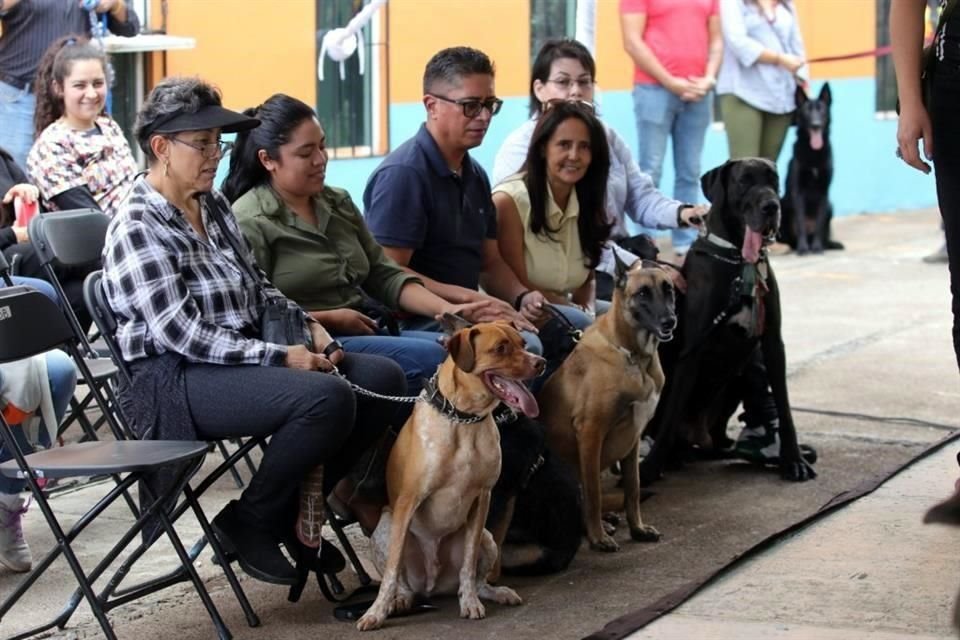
[387,0,531,103]
[151,0,316,110]
[148,0,878,107]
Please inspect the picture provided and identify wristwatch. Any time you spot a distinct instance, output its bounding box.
[321,340,344,358]
[677,204,694,227]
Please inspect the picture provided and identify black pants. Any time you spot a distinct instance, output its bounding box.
[932,56,960,371]
[183,353,406,531]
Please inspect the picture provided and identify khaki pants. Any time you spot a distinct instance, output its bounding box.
[720,94,794,162]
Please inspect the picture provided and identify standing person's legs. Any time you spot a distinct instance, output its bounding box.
[758,111,794,163]
[671,94,713,253]
[633,83,674,198]
[720,94,764,159]
[932,63,960,371]
[0,82,35,169]
[0,350,77,572]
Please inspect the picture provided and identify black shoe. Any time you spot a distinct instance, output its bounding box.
[212,500,298,586]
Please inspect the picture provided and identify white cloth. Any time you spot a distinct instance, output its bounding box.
[0,355,56,447]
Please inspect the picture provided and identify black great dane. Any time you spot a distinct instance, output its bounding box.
[640,158,817,485]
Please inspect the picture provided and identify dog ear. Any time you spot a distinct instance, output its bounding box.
[700,161,730,207]
[818,82,831,107]
[446,327,478,372]
[614,250,634,290]
[795,85,808,108]
[438,312,474,336]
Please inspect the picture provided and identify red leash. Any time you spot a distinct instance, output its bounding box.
[806,37,932,64]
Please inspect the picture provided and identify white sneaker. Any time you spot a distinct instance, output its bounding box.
[0,493,32,572]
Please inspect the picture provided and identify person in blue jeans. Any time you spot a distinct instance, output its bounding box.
[0,0,139,168]
[0,278,78,573]
[620,0,722,258]
[225,93,490,400]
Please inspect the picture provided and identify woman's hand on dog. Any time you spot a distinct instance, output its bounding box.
[896,103,933,174]
[680,204,709,228]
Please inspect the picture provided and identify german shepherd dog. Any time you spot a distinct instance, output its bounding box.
[779,83,844,255]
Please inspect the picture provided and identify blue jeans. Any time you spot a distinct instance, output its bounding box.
[399,315,544,356]
[0,81,36,169]
[0,350,78,494]
[632,84,712,254]
[11,276,57,303]
[336,330,446,397]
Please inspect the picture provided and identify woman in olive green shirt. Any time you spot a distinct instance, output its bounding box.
[224,94,488,398]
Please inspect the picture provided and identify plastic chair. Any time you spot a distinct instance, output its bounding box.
[27,210,120,442]
[0,286,232,640]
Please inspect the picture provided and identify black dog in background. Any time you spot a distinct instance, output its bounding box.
[779,83,844,255]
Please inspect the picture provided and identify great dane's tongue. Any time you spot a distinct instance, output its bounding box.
[809,129,824,151]
[742,227,764,264]
[487,374,539,418]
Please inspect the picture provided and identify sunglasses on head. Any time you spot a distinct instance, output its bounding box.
[541,98,597,113]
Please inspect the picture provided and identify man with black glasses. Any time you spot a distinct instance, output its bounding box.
[364,46,541,342]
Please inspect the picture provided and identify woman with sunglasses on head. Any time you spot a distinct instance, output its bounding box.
[101,77,407,586]
[26,36,136,217]
[492,39,706,295]
[494,101,612,335]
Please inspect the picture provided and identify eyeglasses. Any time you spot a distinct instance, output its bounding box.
[169,137,233,158]
[542,98,597,113]
[429,94,503,118]
[547,77,594,91]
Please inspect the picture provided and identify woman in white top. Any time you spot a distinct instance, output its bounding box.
[492,39,707,282]
[493,100,611,331]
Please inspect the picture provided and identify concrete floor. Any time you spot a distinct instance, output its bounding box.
[2,209,960,639]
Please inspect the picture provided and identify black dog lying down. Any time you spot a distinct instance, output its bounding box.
[779,83,844,255]
[641,158,817,484]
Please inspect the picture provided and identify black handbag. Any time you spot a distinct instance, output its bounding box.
[204,193,312,349]
[897,0,958,114]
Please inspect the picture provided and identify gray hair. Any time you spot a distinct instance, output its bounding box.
[134,76,223,162]
[422,47,495,95]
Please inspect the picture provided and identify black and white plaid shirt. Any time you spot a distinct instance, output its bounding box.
[103,177,306,367]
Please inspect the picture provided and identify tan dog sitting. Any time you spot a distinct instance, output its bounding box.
[356,320,545,631]
[538,256,676,551]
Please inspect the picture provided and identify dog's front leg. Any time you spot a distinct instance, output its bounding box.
[578,426,618,552]
[760,277,816,482]
[459,489,491,619]
[357,495,421,631]
[811,199,828,254]
[622,440,661,543]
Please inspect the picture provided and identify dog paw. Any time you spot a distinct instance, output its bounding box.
[781,458,818,482]
[630,524,662,543]
[356,611,386,632]
[460,596,486,619]
[392,591,413,615]
[589,533,620,552]
[480,584,523,606]
[602,512,620,532]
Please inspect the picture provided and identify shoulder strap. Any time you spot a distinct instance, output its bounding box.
[202,192,266,297]
[938,0,959,34]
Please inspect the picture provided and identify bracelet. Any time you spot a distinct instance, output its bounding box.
[677,204,693,228]
[321,339,344,358]
[513,290,532,311]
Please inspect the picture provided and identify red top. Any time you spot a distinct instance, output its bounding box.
[620,0,719,85]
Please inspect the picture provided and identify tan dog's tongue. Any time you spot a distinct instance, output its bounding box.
[742,227,763,264]
[496,378,540,418]
[809,129,824,150]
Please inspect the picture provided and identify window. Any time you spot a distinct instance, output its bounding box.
[875,0,897,113]
[530,0,576,65]
[315,0,388,158]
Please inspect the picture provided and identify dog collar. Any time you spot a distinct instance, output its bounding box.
[420,374,489,424]
[702,231,737,250]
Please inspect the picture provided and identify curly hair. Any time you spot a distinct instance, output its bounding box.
[33,35,108,137]
[134,77,224,163]
[521,101,612,270]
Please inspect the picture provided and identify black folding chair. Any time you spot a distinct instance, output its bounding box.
[27,210,121,442]
[0,286,232,640]
[84,270,375,608]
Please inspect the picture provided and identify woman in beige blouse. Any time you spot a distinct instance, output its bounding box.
[493,100,612,331]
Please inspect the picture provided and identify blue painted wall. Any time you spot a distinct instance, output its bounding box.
[234,76,937,224]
